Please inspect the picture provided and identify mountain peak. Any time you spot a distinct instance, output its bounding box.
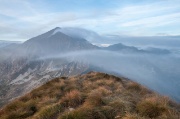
[20,27,98,56]
[53,27,61,30]
[51,27,62,35]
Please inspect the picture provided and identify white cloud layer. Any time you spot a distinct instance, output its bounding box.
[0,0,180,41]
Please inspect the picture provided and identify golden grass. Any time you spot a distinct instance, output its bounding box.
[122,113,146,119]
[0,72,179,119]
[137,100,167,118]
[33,104,62,119]
[84,89,104,107]
[0,100,37,119]
[61,90,83,107]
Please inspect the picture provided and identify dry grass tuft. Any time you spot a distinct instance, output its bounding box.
[84,86,112,107]
[136,99,167,118]
[34,104,62,119]
[0,100,37,119]
[61,90,83,107]
[127,82,142,92]
[108,99,126,116]
[122,113,146,119]
[84,90,104,107]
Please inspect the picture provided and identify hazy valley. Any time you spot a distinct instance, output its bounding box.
[0,27,180,108]
[0,26,179,119]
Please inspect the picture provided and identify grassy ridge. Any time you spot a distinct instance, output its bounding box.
[0,72,179,119]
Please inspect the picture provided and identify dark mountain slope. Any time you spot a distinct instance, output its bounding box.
[105,43,171,54]
[20,27,98,57]
[0,72,179,119]
[105,43,140,53]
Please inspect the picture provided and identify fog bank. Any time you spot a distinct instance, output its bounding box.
[41,50,180,102]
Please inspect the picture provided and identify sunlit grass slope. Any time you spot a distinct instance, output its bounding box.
[0,72,179,119]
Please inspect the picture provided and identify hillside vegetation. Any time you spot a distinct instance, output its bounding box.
[0,72,179,119]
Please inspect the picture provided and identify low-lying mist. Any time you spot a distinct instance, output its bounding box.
[40,50,180,102]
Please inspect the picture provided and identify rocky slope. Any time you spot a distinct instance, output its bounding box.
[0,27,98,108]
[0,72,179,119]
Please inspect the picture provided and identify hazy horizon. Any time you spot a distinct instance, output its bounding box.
[0,0,180,41]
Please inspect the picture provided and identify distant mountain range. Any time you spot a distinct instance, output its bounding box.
[0,40,21,48]
[105,43,171,54]
[0,27,171,59]
[0,27,175,108]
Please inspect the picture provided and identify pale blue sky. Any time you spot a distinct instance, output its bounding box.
[0,0,180,41]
